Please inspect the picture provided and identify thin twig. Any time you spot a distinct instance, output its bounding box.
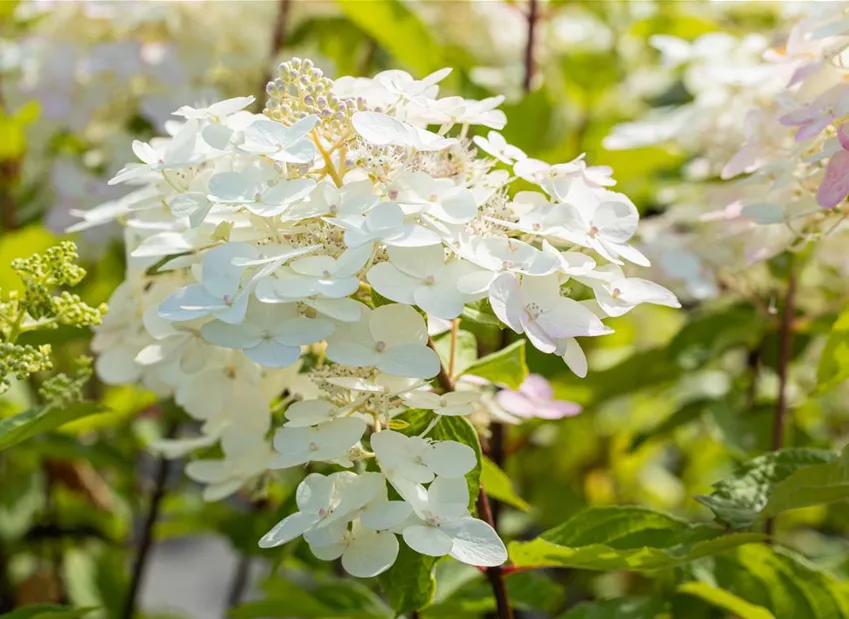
[428,336,512,619]
[122,420,179,619]
[225,553,252,612]
[427,337,455,392]
[261,0,292,95]
[0,74,19,231]
[523,0,539,93]
[448,319,459,378]
[765,259,797,539]
[476,485,513,619]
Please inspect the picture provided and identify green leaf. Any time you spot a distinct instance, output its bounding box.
[378,543,438,615]
[628,398,709,451]
[668,305,765,370]
[433,329,478,376]
[677,582,775,619]
[695,448,838,529]
[461,339,527,389]
[426,571,564,617]
[712,545,849,618]
[0,402,108,452]
[1,606,97,619]
[233,578,392,618]
[819,304,849,389]
[508,506,764,571]
[558,597,667,619]
[336,0,451,76]
[481,456,529,512]
[762,444,849,519]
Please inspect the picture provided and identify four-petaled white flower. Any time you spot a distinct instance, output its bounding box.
[239,114,318,163]
[371,430,476,486]
[207,170,315,217]
[158,243,259,324]
[401,390,480,417]
[270,417,367,469]
[325,304,441,378]
[400,477,507,567]
[490,273,611,354]
[367,246,479,319]
[201,298,334,367]
[259,472,383,548]
[473,131,527,165]
[329,201,441,250]
[576,264,681,318]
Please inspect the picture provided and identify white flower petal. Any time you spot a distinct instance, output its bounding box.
[402,524,453,557]
[443,517,508,567]
[342,530,399,577]
[259,511,319,548]
[424,441,477,479]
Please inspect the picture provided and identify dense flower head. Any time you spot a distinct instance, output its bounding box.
[606,3,849,301]
[84,57,677,576]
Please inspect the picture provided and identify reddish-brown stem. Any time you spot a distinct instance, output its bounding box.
[427,335,512,619]
[765,261,797,538]
[261,0,292,92]
[523,0,539,92]
[122,420,178,619]
[476,485,513,619]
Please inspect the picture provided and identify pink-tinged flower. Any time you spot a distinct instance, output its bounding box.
[818,124,849,209]
[495,375,581,420]
[779,84,849,142]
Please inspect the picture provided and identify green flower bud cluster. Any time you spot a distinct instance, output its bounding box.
[264,57,365,136]
[0,342,52,394]
[37,356,94,406]
[0,241,108,395]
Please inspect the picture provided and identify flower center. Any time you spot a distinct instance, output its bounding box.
[322,270,333,279]
[526,302,541,321]
[612,287,621,299]
[375,341,387,352]
[424,274,436,285]
[222,294,233,305]
[329,203,338,214]
[588,225,600,238]
[501,259,513,270]
[428,193,438,203]
[309,441,319,452]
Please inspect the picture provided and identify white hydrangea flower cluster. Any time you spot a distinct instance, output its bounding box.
[86,57,677,577]
[606,3,849,299]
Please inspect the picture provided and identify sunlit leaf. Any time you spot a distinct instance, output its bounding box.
[461,339,528,390]
[696,448,837,529]
[0,403,109,452]
[677,582,775,619]
[481,456,529,512]
[508,506,764,570]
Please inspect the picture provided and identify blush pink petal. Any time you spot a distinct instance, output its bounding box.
[818,150,849,208]
[518,374,553,402]
[536,401,582,420]
[495,390,536,418]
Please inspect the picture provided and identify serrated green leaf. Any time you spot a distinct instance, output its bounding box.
[762,444,849,519]
[426,570,563,617]
[233,577,392,618]
[0,402,109,452]
[377,543,438,615]
[461,339,527,390]
[508,506,764,570]
[713,545,849,619]
[1,606,97,619]
[818,303,849,390]
[677,582,775,619]
[695,448,837,529]
[481,456,529,512]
